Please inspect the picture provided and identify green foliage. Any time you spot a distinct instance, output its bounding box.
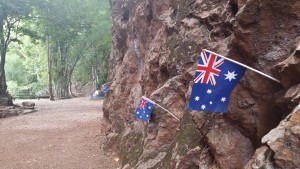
[73,0,112,87]
[6,81,18,96]
[37,0,112,90]
[2,0,112,96]
[6,36,48,94]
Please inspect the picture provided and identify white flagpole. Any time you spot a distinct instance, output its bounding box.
[104,81,114,85]
[203,49,280,83]
[142,96,180,121]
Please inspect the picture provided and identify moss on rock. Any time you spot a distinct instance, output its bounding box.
[155,111,204,169]
[119,131,144,167]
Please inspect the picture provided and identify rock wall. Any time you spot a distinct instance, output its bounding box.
[103,0,300,168]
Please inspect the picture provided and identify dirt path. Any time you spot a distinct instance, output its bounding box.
[0,97,119,169]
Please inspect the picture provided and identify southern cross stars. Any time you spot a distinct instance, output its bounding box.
[207,89,212,94]
[195,96,200,101]
[221,97,226,102]
[224,71,238,81]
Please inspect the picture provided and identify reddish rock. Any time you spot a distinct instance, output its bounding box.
[262,105,300,169]
[227,0,300,145]
[204,115,254,169]
[273,41,300,89]
[104,0,300,168]
[245,146,277,169]
[285,84,300,105]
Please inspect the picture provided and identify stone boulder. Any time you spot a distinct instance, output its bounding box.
[0,102,36,119]
[245,146,277,169]
[262,104,300,169]
[22,101,35,109]
[103,0,300,168]
[273,41,300,89]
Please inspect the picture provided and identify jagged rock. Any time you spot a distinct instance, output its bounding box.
[136,152,167,169]
[245,146,277,169]
[205,116,254,169]
[122,164,131,169]
[273,41,300,89]
[172,146,213,169]
[104,0,300,168]
[285,83,300,107]
[237,0,247,9]
[164,111,211,169]
[262,104,300,169]
[227,0,300,145]
[104,133,119,151]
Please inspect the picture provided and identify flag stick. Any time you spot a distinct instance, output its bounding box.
[154,103,180,121]
[143,96,180,121]
[203,49,280,83]
[104,81,114,85]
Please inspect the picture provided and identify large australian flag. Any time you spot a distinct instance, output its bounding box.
[188,50,246,112]
[134,96,155,121]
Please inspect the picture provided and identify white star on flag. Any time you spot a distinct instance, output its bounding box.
[209,101,213,105]
[148,106,152,109]
[207,89,212,94]
[195,96,200,101]
[201,105,206,110]
[224,71,238,81]
[221,97,227,102]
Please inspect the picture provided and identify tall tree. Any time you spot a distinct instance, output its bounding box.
[0,0,34,104]
[35,0,112,98]
[2,0,112,100]
[46,35,54,100]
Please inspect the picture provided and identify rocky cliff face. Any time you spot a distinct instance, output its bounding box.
[103,0,300,168]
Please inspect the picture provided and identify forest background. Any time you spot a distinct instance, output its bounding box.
[0,0,111,101]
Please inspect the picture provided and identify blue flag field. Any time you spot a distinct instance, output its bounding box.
[103,84,108,94]
[188,50,246,112]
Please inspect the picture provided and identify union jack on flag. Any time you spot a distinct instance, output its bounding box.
[194,51,224,85]
[188,50,246,112]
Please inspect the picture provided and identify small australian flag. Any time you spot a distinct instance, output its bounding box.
[188,50,246,112]
[103,84,108,94]
[134,96,155,121]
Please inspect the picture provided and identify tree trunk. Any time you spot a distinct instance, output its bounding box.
[0,12,13,106]
[68,65,75,97]
[68,75,75,97]
[55,40,70,99]
[0,15,7,95]
[47,35,55,101]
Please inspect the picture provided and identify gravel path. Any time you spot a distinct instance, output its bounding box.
[0,97,119,169]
